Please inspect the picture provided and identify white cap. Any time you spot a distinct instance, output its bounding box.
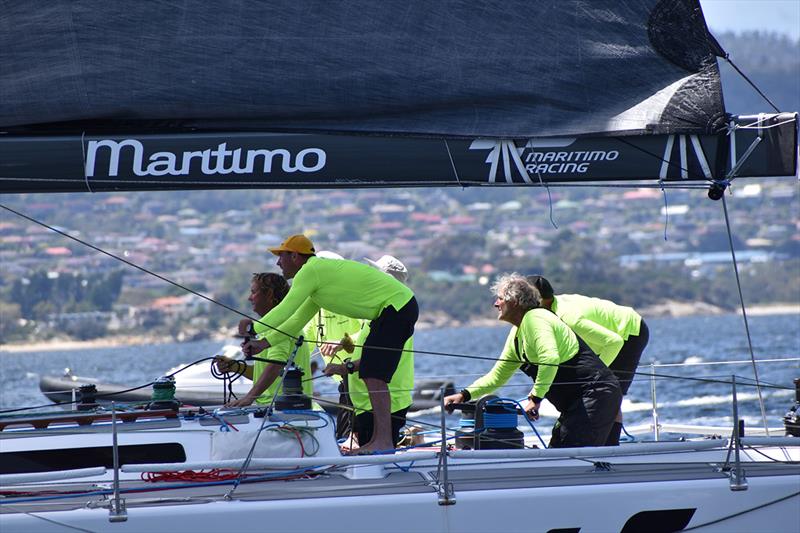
[365,255,408,283]
[317,250,344,260]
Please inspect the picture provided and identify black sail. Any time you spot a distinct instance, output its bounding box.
[0,0,796,193]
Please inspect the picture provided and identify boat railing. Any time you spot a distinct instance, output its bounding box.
[645,356,798,441]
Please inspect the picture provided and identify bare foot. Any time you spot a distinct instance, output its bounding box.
[347,440,395,455]
[338,434,359,454]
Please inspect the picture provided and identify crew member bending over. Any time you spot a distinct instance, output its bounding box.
[445,274,621,448]
[240,235,418,454]
[529,275,649,446]
[323,255,415,451]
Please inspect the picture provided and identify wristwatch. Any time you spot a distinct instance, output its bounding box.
[344,359,356,374]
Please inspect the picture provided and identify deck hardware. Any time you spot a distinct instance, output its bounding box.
[592,461,613,472]
[729,376,748,491]
[436,387,456,505]
[650,362,660,441]
[109,402,128,522]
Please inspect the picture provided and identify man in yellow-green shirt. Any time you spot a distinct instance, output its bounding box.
[215,273,312,407]
[528,276,649,446]
[241,235,418,454]
[445,274,621,448]
[323,255,414,449]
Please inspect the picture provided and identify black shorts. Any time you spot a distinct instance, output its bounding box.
[359,297,418,383]
[609,319,649,395]
[354,408,409,447]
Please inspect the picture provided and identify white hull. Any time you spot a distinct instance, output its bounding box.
[1,407,798,533]
[2,466,798,532]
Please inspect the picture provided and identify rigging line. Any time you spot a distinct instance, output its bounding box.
[651,357,800,367]
[735,118,795,130]
[720,193,770,436]
[659,179,668,241]
[80,131,93,194]
[443,139,464,190]
[328,337,790,391]
[524,182,710,190]
[0,203,296,341]
[20,512,96,533]
[722,57,781,114]
[614,137,712,183]
[536,170,558,229]
[682,491,800,532]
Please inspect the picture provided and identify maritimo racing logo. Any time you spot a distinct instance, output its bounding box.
[85,139,327,177]
[469,139,619,183]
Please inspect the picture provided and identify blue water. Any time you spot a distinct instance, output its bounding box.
[1,313,798,432]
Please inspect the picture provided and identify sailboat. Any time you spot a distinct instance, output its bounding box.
[1,1,798,531]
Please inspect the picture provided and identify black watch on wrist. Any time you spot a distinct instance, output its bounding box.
[344,359,356,374]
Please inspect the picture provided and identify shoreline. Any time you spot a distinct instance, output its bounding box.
[2,302,798,354]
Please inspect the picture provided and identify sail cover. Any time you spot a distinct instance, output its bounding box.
[1,0,725,138]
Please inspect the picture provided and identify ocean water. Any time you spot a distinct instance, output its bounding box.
[1,313,798,434]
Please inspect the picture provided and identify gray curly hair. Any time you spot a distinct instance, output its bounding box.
[491,273,541,311]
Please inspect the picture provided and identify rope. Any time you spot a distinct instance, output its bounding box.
[722,57,781,114]
[720,193,770,436]
[80,131,93,194]
[0,203,296,341]
[535,170,558,229]
[659,179,669,241]
[443,139,464,190]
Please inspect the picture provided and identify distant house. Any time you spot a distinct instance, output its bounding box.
[43,246,72,256]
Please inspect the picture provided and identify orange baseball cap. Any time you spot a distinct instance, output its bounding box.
[267,234,316,255]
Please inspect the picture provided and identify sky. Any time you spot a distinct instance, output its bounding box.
[700,0,800,40]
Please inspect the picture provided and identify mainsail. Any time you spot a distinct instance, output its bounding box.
[0,0,796,193]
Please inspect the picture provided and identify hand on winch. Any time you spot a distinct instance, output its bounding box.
[523,398,541,421]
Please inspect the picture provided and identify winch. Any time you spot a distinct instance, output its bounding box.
[147,375,180,411]
[783,377,800,437]
[77,383,99,411]
[274,363,311,411]
[452,395,525,450]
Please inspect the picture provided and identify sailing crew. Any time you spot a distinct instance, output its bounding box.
[528,275,649,446]
[322,255,415,451]
[303,250,363,441]
[214,273,313,407]
[240,235,418,454]
[444,273,621,448]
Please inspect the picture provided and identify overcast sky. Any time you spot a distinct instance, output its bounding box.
[700,0,800,40]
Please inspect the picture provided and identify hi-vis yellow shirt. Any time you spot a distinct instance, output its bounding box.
[303,309,362,384]
[255,257,414,346]
[347,323,414,414]
[466,308,579,401]
[252,334,313,405]
[552,294,641,366]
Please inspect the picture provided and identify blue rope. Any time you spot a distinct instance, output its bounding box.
[507,397,547,449]
[482,412,518,429]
